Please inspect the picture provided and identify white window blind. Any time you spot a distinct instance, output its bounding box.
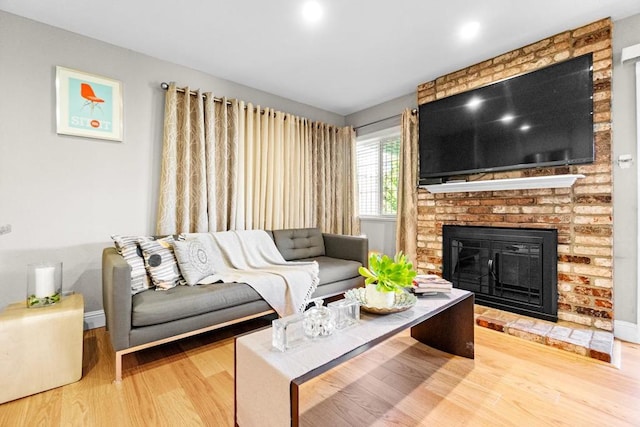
[356,132,401,216]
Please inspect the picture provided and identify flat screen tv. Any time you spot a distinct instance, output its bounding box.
[418,53,594,183]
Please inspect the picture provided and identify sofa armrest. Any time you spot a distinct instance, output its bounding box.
[322,234,368,267]
[102,247,133,351]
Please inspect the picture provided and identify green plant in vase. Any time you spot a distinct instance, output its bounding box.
[358,252,417,308]
[27,292,61,307]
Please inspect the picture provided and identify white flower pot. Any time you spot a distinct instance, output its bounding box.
[365,284,395,308]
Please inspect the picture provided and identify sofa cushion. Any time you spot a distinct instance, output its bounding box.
[272,228,325,261]
[302,256,361,286]
[132,282,262,327]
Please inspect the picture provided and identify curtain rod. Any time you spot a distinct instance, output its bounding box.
[160,82,230,105]
[353,109,417,131]
[160,82,346,131]
[162,82,414,130]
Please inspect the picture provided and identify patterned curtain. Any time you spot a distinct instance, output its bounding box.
[210,97,242,232]
[156,84,210,234]
[157,83,357,234]
[396,109,418,262]
[312,123,360,235]
[156,84,241,234]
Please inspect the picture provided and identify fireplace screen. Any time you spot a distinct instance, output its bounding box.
[443,226,557,321]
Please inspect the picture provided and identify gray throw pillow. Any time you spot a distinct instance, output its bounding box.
[174,236,217,286]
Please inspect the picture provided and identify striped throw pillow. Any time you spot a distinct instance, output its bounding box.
[138,236,186,290]
[111,235,152,294]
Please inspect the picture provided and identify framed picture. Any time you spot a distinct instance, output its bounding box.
[56,66,123,141]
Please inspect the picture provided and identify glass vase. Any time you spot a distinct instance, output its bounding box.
[328,298,360,329]
[27,262,62,308]
[272,313,306,351]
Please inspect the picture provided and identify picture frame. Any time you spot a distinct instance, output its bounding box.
[55,66,123,141]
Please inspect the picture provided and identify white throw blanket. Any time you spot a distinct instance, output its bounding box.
[205,230,319,316]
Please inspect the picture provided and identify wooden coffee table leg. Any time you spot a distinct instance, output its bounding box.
[291,382,300,427]
[410,294,475,358]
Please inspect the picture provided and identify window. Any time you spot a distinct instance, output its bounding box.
[356,129,401,217]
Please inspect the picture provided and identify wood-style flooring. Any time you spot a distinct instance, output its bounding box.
[1,318,639,426]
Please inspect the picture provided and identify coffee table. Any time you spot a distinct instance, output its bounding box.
[234,288,474,426]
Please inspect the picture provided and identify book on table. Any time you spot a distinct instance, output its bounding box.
[413,274,453,294]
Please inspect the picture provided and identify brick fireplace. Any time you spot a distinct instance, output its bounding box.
[415,18,613,332]
[443,225,558,322]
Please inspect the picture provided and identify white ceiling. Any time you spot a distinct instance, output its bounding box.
[2,0,639,116]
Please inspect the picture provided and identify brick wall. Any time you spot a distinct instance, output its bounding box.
[416,18,613,331]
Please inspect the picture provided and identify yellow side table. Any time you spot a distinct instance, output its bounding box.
[0,293,84,404]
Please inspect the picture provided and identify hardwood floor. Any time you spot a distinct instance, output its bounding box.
[1,320,639,426]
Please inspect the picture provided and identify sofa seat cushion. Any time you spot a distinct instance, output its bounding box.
[302,256,362,286]
[132,282,262,327]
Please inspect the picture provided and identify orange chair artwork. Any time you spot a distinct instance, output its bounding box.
[80,83,104,114]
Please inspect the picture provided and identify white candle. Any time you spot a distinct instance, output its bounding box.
[35,266,56,298]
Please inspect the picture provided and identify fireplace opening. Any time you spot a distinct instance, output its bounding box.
[443,225,558,322]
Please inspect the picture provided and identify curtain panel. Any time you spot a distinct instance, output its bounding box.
[156,83,358,235]
[156,85,210,234]
[396,109,418,263]
[243,106,314,231]
[312,124,359,235]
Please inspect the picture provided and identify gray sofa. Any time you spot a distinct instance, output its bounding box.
[102,227,367,381]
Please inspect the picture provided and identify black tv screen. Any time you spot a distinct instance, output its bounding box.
[418,53,594,182]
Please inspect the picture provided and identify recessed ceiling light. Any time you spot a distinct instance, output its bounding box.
[520,124,531,131]
[302,1,323,24]
[459,22,480,40]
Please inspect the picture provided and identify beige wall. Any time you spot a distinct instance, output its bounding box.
[0,11,344,314]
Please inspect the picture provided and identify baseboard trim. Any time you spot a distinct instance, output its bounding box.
[614,320,640,344]
[84,309,105,330]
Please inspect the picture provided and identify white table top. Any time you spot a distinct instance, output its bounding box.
[237,288,470,383]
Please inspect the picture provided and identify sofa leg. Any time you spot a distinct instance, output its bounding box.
[114,351,123,383]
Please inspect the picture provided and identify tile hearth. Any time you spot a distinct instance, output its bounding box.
[474,306,616,363]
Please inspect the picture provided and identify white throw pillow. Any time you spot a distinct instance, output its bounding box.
[173,236,217,286]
